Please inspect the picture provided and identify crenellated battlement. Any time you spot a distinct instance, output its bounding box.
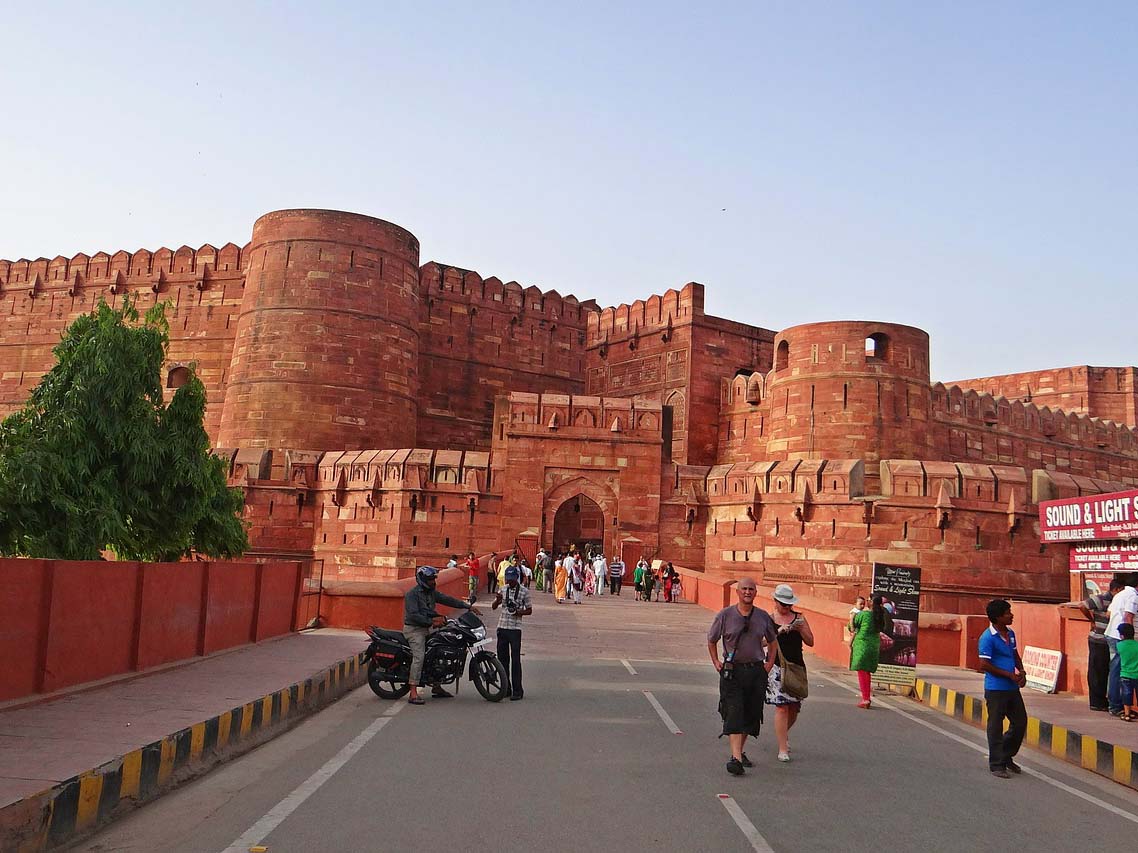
[587,282,705,342]
[0,243,249,296]
[419,261,597,326]
[932,381,1138,456]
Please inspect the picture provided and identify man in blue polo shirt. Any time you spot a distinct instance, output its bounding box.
[978,599,1027,779]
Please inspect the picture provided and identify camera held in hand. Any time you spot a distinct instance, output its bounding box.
[505,598,520,615]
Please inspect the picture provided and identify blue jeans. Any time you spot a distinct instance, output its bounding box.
[1108,637,1123,713]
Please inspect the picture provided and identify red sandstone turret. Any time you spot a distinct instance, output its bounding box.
[217,209,421,451]
[764,321,932,489]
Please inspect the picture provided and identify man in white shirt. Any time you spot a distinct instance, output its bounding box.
[1105,573,1138,716]
[593,554,608,596]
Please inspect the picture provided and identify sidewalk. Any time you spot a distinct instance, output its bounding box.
[0,629,366,851]
[908,664,1138,788]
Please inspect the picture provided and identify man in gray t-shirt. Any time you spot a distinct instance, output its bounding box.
[707,577,778,776]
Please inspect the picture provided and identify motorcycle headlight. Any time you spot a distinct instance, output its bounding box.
[473,626,487,640]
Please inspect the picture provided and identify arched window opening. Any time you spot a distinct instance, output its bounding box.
[865,333,890,361]
[167,365,191,389]
[775,340,789,371]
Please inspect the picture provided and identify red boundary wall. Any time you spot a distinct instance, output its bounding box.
[319,567,469,630]
[0,558,302,703]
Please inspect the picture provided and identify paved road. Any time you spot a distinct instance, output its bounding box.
[75,593,1138,852]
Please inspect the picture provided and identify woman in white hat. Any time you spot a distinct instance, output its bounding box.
[767,583,814,762]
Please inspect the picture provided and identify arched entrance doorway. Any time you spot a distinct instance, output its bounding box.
[552,494,604,556]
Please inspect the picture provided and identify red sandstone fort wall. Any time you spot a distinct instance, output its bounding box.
[0,244,247,437]
[584,283,774,465]
[416,262,595,449]
[951,366,1138,428]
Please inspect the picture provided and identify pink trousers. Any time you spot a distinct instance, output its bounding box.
[857,670,872,701]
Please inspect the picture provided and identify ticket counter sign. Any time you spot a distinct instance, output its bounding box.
[1021,645,1063,694]
[1069,543,1138,573]
[1039,489,1138,543]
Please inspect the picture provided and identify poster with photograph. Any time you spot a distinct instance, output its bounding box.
[870,563,921,688]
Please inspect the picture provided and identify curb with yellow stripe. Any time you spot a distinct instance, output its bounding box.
[1,652,365,852]
[906,677,1137,789]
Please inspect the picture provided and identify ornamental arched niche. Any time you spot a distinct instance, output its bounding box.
[543,475,618,522]
[664,389,686,432]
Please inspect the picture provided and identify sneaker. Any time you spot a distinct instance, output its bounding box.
[726,758,745,776]
[430,687,453,698]
[741,753,753,768]
[777,752,791,763]
[991,768,1011,779]
[510,694,523,701]
[1005,759,1022,774]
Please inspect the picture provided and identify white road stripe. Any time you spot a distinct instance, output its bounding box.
[815,673,1138,825]
[718,794,775,852]
[643,690,683,734]
[220,702,405,852]
[621,659,638,675]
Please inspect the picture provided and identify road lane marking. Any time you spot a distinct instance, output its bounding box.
[643,690,683,734]
[219,702,406,852]
[814,673,1138,824]
[717,794,775,852]
[621,659,638,675]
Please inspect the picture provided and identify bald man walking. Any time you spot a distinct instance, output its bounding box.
[708,577,780,775]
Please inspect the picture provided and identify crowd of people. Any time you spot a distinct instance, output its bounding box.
[445,546,684,606]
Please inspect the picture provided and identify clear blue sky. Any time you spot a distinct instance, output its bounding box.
[2,2,1134,380]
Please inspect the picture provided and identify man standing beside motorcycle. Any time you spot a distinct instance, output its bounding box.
[492,565,532,700]
[404,565,480,706]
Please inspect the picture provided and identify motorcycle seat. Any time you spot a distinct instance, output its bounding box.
[369,626,407,643]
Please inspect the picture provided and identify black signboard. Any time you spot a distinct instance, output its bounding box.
[870,564,921,688]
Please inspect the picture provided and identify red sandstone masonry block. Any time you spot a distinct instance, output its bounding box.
[42,561,140,693]
[136,562,206,670]
[202,561,258,654]
[0,559,51,701]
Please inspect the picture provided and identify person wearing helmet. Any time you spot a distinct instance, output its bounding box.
[403,565,478,706]
[492,565,532,700]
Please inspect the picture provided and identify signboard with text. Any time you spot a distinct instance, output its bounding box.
[1039,490,1138,543]
[870,564,921,689]
[1069,542,1138,573]
[1021,645,1063,693]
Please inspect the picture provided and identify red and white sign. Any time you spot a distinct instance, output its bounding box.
[1021,645,1063,694]
[1069,542,1138,573]
[1039,489,1138,542]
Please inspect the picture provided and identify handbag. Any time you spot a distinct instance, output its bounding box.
[777,640,809,700]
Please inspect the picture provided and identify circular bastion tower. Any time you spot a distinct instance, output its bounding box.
[217,209,420,452]
[764,321,932,483]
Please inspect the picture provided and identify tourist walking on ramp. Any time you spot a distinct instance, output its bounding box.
[554,553,569,603]
[569,552,586,604]
[487,552,499,596]
[978,598,1027,778]
[609,555,625,595]
[767,584,814,762]
[708,577,779,776]
[584,561,596,596]
[633,559,645,600]
[643,566,655,603]
[593,553,607,597]
[849,594,890,708]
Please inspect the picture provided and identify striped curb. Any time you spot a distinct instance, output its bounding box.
[1,652,365,852]
[902,677,1138,790]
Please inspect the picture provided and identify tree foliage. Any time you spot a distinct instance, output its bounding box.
[0,296,249,561]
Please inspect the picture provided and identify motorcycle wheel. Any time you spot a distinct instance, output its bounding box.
[470,652,509,702]
[367,659,410,700]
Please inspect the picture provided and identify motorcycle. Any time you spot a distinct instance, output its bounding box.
[363,607,509,702]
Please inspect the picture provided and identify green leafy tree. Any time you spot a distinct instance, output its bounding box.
[0,296,248,561]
